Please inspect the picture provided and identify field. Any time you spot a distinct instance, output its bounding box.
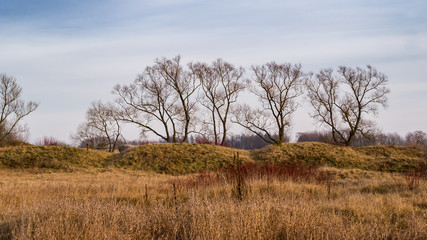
[0,143,426,239]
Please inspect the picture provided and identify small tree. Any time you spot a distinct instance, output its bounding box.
[233,62,304,144]
[71,122,97,150]
[0,74,39,144]
[72,101,122,152]
[305,65,390,146]
[190,59,245,145]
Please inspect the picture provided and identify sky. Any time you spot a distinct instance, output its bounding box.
[0,0,426,144]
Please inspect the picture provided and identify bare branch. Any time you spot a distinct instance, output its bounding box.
[190,58,245,145]
[0,74,39,144]
[305,65,390,146]
[234,62,303,144]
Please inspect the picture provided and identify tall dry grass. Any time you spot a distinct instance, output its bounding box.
[0,168,425,239]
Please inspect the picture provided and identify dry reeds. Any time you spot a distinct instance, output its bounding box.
[0,167,425,239]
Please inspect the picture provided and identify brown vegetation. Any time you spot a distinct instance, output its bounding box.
[0,167,425,239]
[0,143,425,239]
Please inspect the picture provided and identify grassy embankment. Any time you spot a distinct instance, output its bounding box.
[0,142,425,174]
[254,142,426,172]
[0,143,425,239]
[0,145,111,171]
[109,142,425,174]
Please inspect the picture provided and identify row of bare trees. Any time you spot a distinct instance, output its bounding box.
[73,56,392,151]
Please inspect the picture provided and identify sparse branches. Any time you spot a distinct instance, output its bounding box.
[113,56,199,143]
[233,62,304,144]
[72,101,122,152]
[190,59,245,145]
[405,130,427,146]
[0,74,39,144]
[86,101,122,152]
[233,105,276,143]
[157,56,200,142]
[305,69,342,143]
[71,122,97,150]
[305,65,390,146]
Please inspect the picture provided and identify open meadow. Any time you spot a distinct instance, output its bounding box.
[0,143,426,239]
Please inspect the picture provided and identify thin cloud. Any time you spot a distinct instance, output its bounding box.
[1,0,426,143]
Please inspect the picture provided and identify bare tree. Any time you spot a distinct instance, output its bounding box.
[233,62,304,144]
[0,74,39,144]
[113,56,198,142]
[305,65,390,146]
[86,101,122,152]
[72,101,122,152]
[71,122,97,150]
[157,56,199,142]
[190,59,245,145]
[405,130,427,146]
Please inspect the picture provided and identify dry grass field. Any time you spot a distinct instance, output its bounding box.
[0,165,425,239]
[0,143,426,239]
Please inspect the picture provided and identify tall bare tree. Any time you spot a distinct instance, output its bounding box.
[113,56,199,142]
[72,101,122,152]
[157,56,199,142]
[0,74,39,144]
[233,62,304,144]
[190,59,245,145]
[305,65,390,146]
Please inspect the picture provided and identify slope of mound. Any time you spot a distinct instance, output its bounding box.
[0,146,111,170]
[354,145,426,172]
[108,143,252,175]
[253,142,425,172]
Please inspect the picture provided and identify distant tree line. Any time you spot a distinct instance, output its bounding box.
[296,130,427,147]
[71,55,401,151]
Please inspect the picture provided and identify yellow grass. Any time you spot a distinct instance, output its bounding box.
[108,143,252,174]
[253,142,426,172]
[1,143,425,174]
[0,146,111,170]
[0,169,425,239]
[0,143,425,238]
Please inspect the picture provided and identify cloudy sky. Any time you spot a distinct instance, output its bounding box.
[1,0,426,144]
